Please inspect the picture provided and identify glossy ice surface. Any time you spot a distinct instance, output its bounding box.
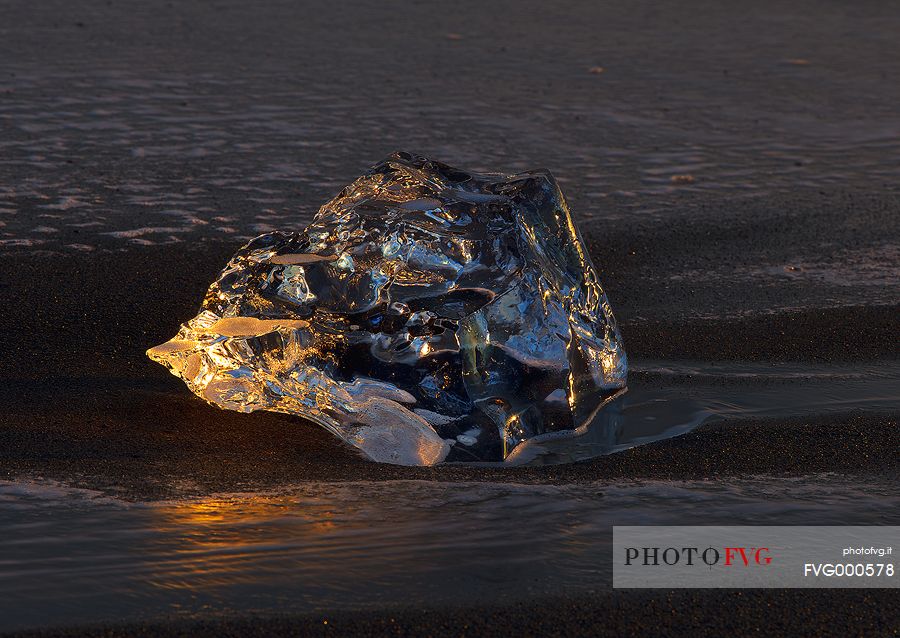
[148,153,626,465]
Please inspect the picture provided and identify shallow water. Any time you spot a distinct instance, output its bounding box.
[502,360,900,465]
[1,67,898,254]
[0,475,897,632]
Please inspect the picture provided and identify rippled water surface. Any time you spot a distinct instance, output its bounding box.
[2,68,898,252]
[1,475,897,632]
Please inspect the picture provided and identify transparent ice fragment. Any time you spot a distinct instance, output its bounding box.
[148,152,627,465]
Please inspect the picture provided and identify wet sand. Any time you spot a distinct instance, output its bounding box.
[2,0,899,636]
[9,590,899,638]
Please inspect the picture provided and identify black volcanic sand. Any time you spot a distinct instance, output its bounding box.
[2,0,900,636]
[8,590,899,638]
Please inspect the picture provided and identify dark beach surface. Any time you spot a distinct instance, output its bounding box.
[1,1,898,636]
